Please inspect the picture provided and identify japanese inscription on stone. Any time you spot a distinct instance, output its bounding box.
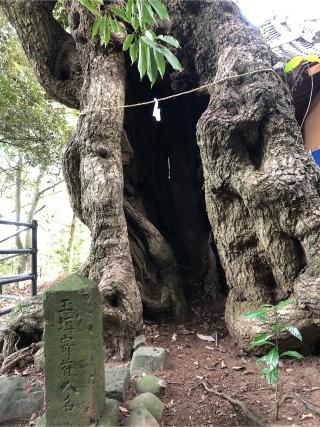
[43,274,106,426]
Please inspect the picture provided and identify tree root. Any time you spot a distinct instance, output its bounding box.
[1,341,42,374]
[298,396,320,416]
[0,295,43,357]
[201,382,267,426]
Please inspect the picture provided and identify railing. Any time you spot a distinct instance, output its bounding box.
[0,220,38,315]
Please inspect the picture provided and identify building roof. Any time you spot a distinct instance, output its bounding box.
[260,16,320,59]
[260,16,320,124]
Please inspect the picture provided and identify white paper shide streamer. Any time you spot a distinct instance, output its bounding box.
[153,98,161,122]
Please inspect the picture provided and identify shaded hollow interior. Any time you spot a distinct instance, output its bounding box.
[124,71,227,317]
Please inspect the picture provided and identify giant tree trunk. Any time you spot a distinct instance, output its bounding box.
[168,1,320,351]
[2,0,320,358]
[61,1,144,359]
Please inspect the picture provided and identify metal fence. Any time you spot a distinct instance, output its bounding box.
[0,219,38,315]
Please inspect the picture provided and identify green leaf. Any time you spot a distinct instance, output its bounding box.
[91,17,101,38]
[285,324,303,341]
[136,0,144,28]
[111,6,130,23]
[144,2,158,24]
[146,47,158,86]
[141,36,162,52]
[145,30,154,40]
[251,332,272,348]
[126,0,134,20]
[100,15,110,47]
[141,36,182,72]
[129,39,139,64]
[131,15,139,31]
[79,0,99,16]
[138,39,147,80]
[284,56,304,73]
[123,34,134,51]
[154,50,165,78]
[276,299,295,309]
[148,0,170,21]
[160,45,182,71]
[304,54,320,63]
[266,347,279,369]
[280,350,304,359]
[109,17,121,34]
[256,355,269,365]
[242,309,269,320]
[157,35,180,48]
[266,367,278,384]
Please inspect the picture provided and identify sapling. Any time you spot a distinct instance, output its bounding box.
[243,300,303,420]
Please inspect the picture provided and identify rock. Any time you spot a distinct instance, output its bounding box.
[136,375,166,397]
[98,399,119,427]
[129,392,164,421]
[34,346,44,372]
[105,367,130,401]
[130,347,166,376]
[43,273,106,426]
[0,376,44,424]
[133,335,147,350]
[126,407,159,427]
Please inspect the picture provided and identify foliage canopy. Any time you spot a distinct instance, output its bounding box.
[0,11,73,169]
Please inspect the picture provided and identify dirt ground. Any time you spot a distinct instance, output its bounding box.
[1,285,320,427]
[136,319,320,427]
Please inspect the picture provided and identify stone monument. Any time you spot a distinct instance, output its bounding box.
[42,274,106,426]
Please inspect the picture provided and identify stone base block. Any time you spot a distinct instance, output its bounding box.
[130,347,166,376]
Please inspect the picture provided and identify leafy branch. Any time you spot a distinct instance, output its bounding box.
[79,0,182,85]
[243,300,303,420]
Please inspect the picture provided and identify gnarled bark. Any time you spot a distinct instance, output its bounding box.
[181,1,320,350]
[1,0,82,109]
[61,0,143,359]
[3,0,320,359]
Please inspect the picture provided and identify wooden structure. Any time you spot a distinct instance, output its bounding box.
[260,17,320,162]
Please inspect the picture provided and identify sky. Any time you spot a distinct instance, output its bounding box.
[238,0,320,25]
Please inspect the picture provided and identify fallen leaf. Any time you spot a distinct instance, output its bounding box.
[197,334,215,342]
[301,413,314,420]
[29,413,36,422]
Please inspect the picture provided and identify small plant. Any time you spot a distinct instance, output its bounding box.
[243,300,303,420]
[284,54,320,73]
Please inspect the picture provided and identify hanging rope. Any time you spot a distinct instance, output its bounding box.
[79,67,292,116]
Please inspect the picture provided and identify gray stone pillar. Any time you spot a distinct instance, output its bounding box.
[43,274,106,426]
